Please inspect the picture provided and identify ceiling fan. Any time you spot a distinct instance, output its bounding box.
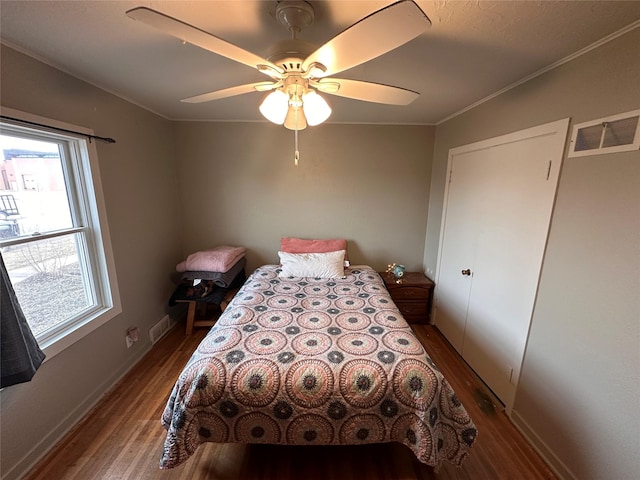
[126,0,431,131]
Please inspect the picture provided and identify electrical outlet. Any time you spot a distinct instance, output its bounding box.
[126,335,134,349]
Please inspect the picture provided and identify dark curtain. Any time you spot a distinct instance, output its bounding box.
[0,252,45,388]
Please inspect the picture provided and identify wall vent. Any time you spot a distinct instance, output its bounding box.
[569,109,640,157]
[149,314,176,345]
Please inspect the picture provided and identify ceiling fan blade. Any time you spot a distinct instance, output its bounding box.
[302,0,431,78]
[127,7,283,78]
[315,78,419,105]
[181,82,278,104]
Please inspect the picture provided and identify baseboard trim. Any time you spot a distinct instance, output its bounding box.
[510,409,576,480]
[2,345,152,480]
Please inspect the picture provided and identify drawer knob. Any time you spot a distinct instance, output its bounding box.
[461,269,472,276]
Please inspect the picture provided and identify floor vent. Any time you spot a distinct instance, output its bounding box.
[149,315,176,345]
[569,109,640,157]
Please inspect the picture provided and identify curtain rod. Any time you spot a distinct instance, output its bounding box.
[0,115,116,144]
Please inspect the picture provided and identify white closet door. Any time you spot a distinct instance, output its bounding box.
[434,147,490,353]
[435,119,569,409]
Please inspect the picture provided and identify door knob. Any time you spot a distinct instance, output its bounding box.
[461,269,472,276]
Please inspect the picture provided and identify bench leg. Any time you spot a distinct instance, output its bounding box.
[185,301,196,335]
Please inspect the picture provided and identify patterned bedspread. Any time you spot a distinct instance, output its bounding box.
[160,265,477,469]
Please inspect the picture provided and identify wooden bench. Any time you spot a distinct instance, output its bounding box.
[178,287,239,335]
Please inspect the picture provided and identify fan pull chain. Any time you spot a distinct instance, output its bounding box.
[294,109,300,166]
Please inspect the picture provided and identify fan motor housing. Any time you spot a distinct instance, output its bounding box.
[267,39,316,73]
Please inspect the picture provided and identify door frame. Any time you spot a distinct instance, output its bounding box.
[433,118,570,413]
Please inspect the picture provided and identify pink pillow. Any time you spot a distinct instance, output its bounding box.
[280,237,348,259]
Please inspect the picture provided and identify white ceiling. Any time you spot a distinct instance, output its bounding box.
[1,1,639,125]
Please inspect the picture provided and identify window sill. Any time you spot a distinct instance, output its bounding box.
[39,303,122,361]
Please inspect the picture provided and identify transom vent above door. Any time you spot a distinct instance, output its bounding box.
[569,109,640,157]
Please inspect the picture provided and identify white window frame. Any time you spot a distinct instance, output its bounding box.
[0,106,121,360]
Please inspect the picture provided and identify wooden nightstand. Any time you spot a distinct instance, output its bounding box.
[379,271,435,324]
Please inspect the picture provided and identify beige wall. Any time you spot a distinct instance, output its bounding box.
[174,121,434,273]
[2,22,638,480]
[0,44,434,479]
[425,29,640,479]
[0,45,182,479]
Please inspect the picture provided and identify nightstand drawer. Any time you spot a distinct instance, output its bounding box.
[379,271,435,324]
[387,286,430,301]
[397,302,428,317]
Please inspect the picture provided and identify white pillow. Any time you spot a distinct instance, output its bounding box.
[278,250,346,279]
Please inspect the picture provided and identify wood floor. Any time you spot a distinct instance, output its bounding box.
[23,324,557,480]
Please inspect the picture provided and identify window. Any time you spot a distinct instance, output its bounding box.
[0,109,120,359]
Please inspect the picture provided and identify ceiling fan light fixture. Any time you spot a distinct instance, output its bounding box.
[259,89,289,124]
[284,105,307,131]
[302,90,331,126]
[130,1,431,131]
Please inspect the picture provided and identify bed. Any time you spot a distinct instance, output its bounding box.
[160,249,477,470]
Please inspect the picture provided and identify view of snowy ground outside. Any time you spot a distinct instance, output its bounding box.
[1,134,89,337]
[3,237,88,336]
